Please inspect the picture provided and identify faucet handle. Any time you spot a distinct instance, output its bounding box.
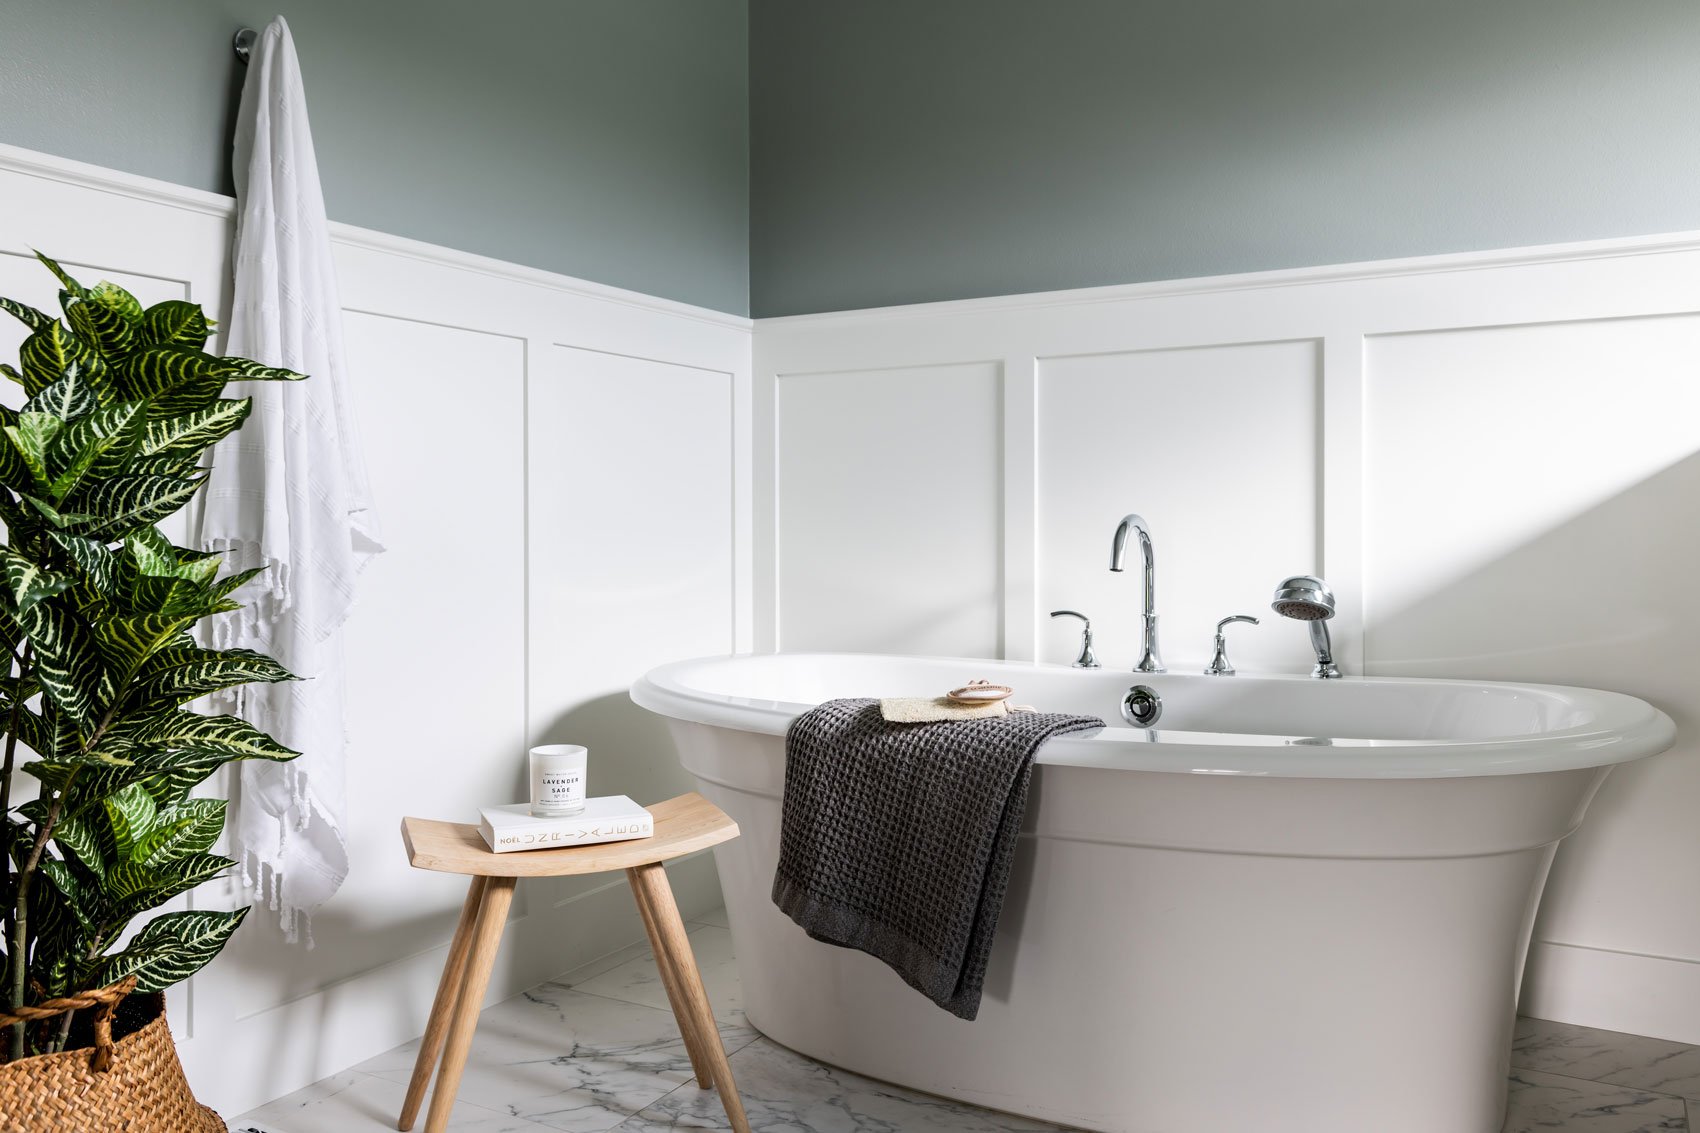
[1205,614,1260,676]
[1049,610,1100,669]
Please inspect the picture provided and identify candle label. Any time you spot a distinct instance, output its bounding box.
[541,770,583,802]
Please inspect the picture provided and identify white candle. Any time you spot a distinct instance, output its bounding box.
[529,744,588,817]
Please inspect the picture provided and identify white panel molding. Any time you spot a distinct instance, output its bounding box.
[774,360,1003,657]
[1319,333,1366,675]
[1002,356,1037,661]
[0,142,753,1115]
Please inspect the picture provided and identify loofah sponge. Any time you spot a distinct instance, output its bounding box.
[879,697,1010,723]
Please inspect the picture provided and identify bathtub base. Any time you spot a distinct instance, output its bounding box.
[680,725,1602,1133]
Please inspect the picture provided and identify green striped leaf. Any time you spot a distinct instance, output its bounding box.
[38,859,101,933]
[210,565,265,604]
[135,799,225,867]
[6,412,61,492]
[126,576,234,620]
[111,852,234,913]
[68,474,205,537]
[103,783,157,861]
[221,356,307,383]
[140,398,251,461]
[0,362,25,388]
[120,453,199,479]
[22,494,100,531]
[14,598,106,733]
[46,400,148,497]
[24,361,100,421]
[114,343,222,394]
[125,528,222,585]
[18,322,96,397]
[138,300,210,350]
[98,907,248,993]
[27,749,221,811]
[127,645,293,707]
[134,753,224,808]
[66,298,136,365]
[33,252,87,300]
[0,405,24,491]
[0,675,41,715]
[52,812,109,879]
[26,758,126,799]
[114,345,229,413]
[124,711,297,762]
[0,548,76,612]
[89,281,144,326]
[93,613,197,680]
[48,531,120,595]
[0,296,53,332]
[16,704,80,763]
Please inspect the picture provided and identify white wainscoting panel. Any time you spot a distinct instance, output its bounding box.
[0,142,752,1115]
[753,228,1700,1047]
[776,361,1003,656]
[1036,341,1321,672]
[1363,314,1700,675]
[525,344,736,914]
[1363,314,1700,1007]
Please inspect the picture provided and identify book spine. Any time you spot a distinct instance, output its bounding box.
[485,816,654,853]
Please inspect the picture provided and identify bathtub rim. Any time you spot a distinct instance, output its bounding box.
[631,652,1676,780]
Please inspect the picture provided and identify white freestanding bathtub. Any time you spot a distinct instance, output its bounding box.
[630,653,1675,1133]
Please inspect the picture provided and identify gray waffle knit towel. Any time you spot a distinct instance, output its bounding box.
[772,697,1104,1020]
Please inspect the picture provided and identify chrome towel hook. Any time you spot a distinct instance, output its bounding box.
[234,27,257,64]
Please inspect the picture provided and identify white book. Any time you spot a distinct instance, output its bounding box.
[478,795,654,853]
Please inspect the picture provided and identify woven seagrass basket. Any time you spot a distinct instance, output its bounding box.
[0,987,224,1133]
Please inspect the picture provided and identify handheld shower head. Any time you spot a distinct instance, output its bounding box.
[1271,575,1341,679]
[1272,575,1336,622]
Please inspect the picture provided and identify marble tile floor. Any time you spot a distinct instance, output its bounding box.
[236,910,1699,1133]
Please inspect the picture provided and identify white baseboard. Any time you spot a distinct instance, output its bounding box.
[182,853,721,1117]
[1522,939,1700,1044]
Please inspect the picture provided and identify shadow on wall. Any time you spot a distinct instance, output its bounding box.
[526,692,703,906]
[1366,449,1700,961]
[534,691,693,808]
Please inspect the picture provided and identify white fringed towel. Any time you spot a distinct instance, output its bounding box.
[197,16,384,943]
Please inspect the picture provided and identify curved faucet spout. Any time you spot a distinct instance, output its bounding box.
[1109,513,1155,611]
[1110,513,1163,673]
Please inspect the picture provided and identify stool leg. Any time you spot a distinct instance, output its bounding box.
[399,875,488,1131]
[629,872,714,1088]
[424,874,516,1133]
[628,864,751,1133]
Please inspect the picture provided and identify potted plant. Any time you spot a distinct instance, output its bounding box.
[0,253,302,1129]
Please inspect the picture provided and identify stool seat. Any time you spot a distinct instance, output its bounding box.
[401,793,739,877]
[396,792,750,1133]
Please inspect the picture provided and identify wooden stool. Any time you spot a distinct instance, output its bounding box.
[396,793,749,1133]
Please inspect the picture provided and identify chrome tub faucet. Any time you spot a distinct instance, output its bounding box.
[1050,610,1100,668]
[1110,514,1164,673]
[1205,615,1259,676]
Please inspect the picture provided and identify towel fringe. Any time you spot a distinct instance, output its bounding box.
[240,848,315,948]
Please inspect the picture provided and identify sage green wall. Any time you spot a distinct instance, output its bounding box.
[13,2,1699,319]
[0,0,750,314]
[749,0,1700,316]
